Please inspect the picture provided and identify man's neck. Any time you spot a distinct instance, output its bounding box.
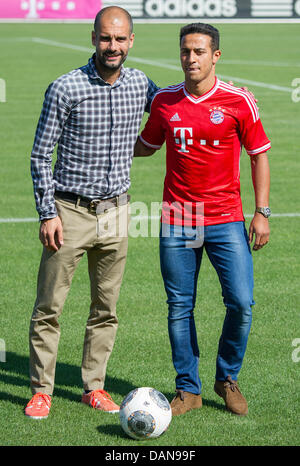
[94,60,121,85]
[185,74,216,98]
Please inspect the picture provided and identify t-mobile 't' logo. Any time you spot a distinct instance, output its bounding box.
[174,127,193,153]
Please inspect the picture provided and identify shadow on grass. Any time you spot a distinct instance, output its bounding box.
[202,397,226,412]
[0,352,225,417]
[0,351,136,406]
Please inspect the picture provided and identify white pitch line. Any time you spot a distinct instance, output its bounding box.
[31,37,94,53]
[220,59,300,68]
[0,217,38,223]
[1,213,300,223]
[164,56,300,69]
[30,37,292,93]
[11,39,298,69]
[217,75,291,93]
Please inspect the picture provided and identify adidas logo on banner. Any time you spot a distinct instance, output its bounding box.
[170,113,181,121]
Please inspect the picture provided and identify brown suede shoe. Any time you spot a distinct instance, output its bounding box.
[170,390,202,416]
[214,376,248,416]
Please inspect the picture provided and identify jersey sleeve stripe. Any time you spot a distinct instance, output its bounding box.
[219,82,259,123]
[219,80,259,110]
[246,142,271,155]
[155,83,184,96]
[139,135,162,149]
[218,81,259,123]
[149,83,184,112]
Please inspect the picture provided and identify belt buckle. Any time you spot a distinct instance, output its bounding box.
[90,195,125,215]
[96,199,116,215]
[89,198,112,215]
[89,199,100,213]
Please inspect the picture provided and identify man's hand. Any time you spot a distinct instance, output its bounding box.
[39,216,64,252]
[248,213,270,251]
[228,81,258,104]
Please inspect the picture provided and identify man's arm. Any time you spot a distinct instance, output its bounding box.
[136,89,165,157]
[31,81,71,220]
[31,81,71,251]
[248,152,270,251]
[145,77,160,113]
[134,137,157,157]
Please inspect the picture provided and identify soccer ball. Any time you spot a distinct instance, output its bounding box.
[119,387,172,440]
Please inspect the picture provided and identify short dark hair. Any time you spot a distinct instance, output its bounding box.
[94,7,133,35]
[180,23,220,51]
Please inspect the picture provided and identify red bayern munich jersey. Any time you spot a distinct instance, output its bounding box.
[140,77,271,226]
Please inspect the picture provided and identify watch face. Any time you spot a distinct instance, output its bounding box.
[257,207,271,217]
[265,208,271,217]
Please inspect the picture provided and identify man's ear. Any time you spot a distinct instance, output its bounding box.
[129,33,135,49]
[213,49,221,65]
[91,30,96,47]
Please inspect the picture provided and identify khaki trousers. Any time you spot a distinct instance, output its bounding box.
[29,197,129,395]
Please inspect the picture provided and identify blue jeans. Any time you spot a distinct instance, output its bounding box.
[159,222,254,395]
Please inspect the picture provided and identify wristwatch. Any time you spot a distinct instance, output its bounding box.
[255,207,271,218]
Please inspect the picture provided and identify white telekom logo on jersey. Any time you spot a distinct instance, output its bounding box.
[174,127,219,152]
[174,127,193,153]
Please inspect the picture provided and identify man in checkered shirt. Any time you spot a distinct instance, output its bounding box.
[25,6,159,420]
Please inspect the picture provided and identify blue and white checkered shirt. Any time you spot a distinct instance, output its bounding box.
[31,54,159,220]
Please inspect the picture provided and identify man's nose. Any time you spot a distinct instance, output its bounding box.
[188,51,197,63]
[108,39,117,51]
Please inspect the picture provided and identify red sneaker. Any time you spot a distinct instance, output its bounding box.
[25,393,51,419]
[82,389,119,413]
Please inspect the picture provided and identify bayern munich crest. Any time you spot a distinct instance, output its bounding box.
[210,109,224,125]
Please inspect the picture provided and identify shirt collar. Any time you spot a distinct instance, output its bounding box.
[183,77,219,104]
[87,53,127,87]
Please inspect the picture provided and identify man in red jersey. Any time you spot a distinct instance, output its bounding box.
[134,23,271,416]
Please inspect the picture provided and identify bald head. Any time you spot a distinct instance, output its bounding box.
[94,7,133,35]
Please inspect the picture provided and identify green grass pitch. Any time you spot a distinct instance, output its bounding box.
[0,22,299,447]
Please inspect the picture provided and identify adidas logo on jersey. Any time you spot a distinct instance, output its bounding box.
[170,113,181,121]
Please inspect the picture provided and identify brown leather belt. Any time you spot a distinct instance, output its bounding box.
[55,191,130,214]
